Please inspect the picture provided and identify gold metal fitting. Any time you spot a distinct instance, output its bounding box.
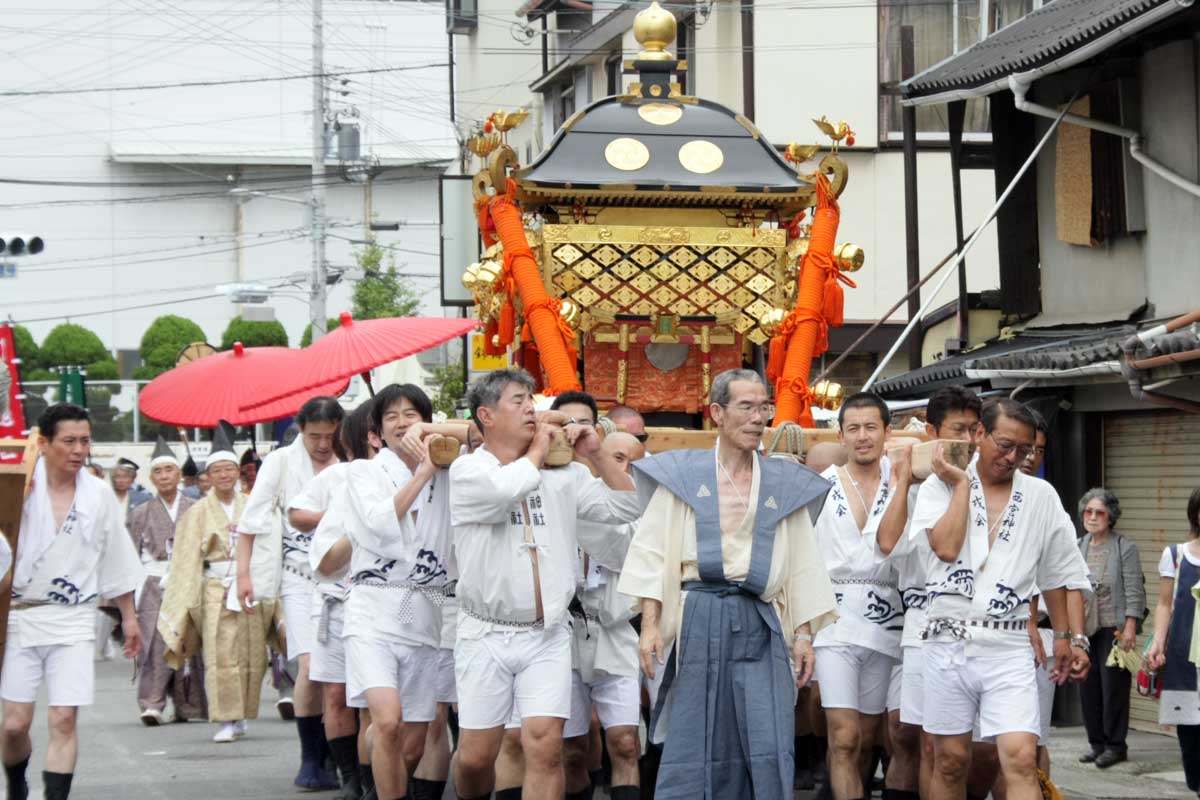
[462,262,482,290]
[559,299,580,329]
[468,134,502,158]
[834,243,865,272]
[812,380,844,410]
[633,1,677,61]
[759,306,787,337]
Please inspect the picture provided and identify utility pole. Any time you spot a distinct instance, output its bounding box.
[310,0,328,341]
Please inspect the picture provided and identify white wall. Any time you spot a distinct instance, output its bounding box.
[1,0,458,353]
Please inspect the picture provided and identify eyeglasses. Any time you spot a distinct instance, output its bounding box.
[1083,508,1109,518]
[988,434,1034,461]
[633,433,649,443]
[723,403,776,419]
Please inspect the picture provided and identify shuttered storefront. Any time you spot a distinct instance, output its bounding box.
[1104,411,1200,730]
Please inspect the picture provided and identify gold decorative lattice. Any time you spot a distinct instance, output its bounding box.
[543,224,788,345]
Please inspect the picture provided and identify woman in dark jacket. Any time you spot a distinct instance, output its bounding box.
[1077,488,1146,768]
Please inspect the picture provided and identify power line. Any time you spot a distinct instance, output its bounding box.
[0,62,449,98]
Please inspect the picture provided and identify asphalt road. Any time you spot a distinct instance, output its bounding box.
[14,658,1195,799]
[19,658,311,800]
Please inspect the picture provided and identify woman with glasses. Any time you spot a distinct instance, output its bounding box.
[1077,488,1146,768]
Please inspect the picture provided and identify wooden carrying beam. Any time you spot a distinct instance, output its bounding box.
[0,431,38,676]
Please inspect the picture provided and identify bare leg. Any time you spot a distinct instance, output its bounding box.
[824,707,863,800]
[919,731,935,799]
[294,653,321,717]
[1,702,34,768]
[967,741,1002,799]
[606,725,641,788]
[995,732,1040,800]
[521,716,565,800]
[563,734,590,793]
[323,682,357,739]
[858,712,884,786]
[885,710,920,793]
[453,726,505,798]
[414,703,452,781]
[494,727,525,792]
[364,687,407,800]
[930,732,972,800]
[44,706,79,774]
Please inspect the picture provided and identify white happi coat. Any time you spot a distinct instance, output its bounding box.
[573,520,639,682]
[12,465,143,647]
[344,447,450,649]
[296,462,352,602]
[448,447,641,638]
[240,439,327,599]
[910,465,1089,656]
[813,460,904,657]
[868,483,930,650]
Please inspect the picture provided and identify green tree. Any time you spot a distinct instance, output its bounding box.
[135,314,208,379]
[428,359,465,418]
[221,316,288,350]
[300,316,343,347]
[40,323,111,368]
[10,324,40,369]
[352,244,421,320]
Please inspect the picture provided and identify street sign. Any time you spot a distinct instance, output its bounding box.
[469,334,507,371]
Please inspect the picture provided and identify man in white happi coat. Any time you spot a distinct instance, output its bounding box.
[910,398,1090,800]
[341,384,456,800]
[449,369,640,800]
[550,390,644,800]
[811,392,903,800]
[236,397,344,790]
[293,401,382,800]
[872,385,982,800]
[1,403,143,800]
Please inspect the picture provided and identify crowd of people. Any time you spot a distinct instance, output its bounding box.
[3,367,1200,800]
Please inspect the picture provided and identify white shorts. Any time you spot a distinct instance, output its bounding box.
[0,640,94,706]
[899,647,925,726]
[455,623,572,730]
[436,648,457,705]
[813,644,898,715]
[923,640,1040,742]
[1035,630,1056,745]
[281,590,317,658]
[344,635,439,722]
[309,602,346,685]
[564,670,641,738]
[887,662,903,714]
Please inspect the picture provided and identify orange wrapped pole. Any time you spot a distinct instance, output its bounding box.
[487,194,581,395]
[772,174,840,427]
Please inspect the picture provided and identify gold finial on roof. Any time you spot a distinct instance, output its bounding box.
[634,1,677,61]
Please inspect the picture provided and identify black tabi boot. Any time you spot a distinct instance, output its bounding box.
[42,771,73,800]
[409,777,445,800]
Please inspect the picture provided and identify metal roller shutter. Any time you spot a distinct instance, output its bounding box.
[1104,411,1200,730]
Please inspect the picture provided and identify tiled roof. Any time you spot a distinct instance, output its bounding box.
[902,0,1186,102]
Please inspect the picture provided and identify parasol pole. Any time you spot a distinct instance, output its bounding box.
[361,371,375,397]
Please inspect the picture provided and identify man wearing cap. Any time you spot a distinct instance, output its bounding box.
[112,457,153,522]
[159,423,277,744]
[1,403,143,800]
[181,456,202,500]
[129,436,205,726]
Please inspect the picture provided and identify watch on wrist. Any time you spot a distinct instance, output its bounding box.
[794,632,813,642]
[1053,630,1071,641]
[1071,634,1090,651]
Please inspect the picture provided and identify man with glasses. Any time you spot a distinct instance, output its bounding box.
[606,405,648,445]
[809,392,904,800]
[620,368,836,800]
[911,398,1089,800]
[873,386,982,800]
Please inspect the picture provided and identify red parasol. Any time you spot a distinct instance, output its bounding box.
[240,311,478,410]
[139,342,349,427]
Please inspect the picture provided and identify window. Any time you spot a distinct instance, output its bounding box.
[446,0,477,34]
[676,14,693,95]
[605,53,621,96]
[878,0,1038,141]
[553,81,576,130]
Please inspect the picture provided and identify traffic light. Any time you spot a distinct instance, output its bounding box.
[0,236,44,256]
